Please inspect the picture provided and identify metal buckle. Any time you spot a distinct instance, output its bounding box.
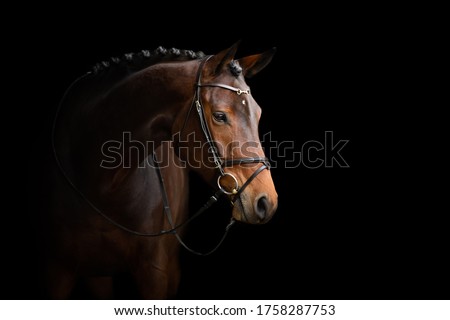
[236,89,250,95]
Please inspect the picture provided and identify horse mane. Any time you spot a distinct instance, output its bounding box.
[60,46,206,114]
[90,46,206,75]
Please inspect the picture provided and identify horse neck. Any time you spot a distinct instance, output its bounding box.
[98,60,198,146]
[69,60,200,195]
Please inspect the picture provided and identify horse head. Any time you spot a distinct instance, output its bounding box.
[174,42,278,224]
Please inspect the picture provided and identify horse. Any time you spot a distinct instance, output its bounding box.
[41,42,278,299]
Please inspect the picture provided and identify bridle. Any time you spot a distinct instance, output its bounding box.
[52,55,271,256]
[190,55,271,203]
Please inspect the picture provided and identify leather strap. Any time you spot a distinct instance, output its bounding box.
[198,83,250,95]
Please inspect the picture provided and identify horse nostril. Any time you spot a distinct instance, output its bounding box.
[255,195,269,221]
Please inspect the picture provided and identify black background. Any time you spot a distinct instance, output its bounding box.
[18,6,447,300]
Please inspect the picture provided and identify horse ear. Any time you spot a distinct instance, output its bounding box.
[208,41,241,76]
[238,47,276,78]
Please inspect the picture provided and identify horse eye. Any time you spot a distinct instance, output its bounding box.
[212,112,227,123]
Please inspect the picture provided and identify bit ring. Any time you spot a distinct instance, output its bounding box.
[217,173,239,195]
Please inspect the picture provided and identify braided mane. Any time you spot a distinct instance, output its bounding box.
[91,46,206,75]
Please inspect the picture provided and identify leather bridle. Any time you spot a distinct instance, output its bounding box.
[52,55,271,256]
[190,55,271,203]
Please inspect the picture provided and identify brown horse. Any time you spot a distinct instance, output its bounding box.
[43,42,278,299]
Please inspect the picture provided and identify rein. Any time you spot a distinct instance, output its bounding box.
[52,56,270,256]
